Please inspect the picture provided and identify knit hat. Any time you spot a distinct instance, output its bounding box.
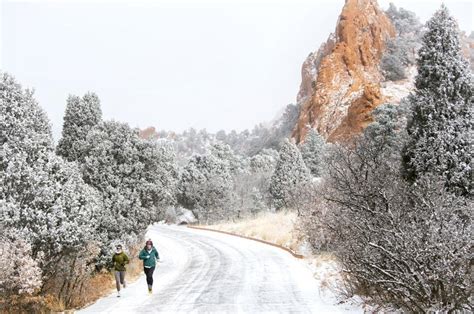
[146,240,153,246]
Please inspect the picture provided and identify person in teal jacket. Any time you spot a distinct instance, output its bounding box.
[139,239,160,294]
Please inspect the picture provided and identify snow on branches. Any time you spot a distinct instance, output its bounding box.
[403,5,474,196]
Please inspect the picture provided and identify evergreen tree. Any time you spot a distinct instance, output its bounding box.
[209,142,246,175]
[299,129,326,177]
[403,5,474,196]
[177,153,234,223]
[57,93,102,162]
[0,72,52,165]
[81,121,177,255]
[0,72,101,291]
[270,139,311,210]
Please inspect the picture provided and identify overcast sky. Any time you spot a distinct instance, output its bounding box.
[1,0,473,139]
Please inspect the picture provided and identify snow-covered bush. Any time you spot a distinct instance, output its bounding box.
[270,139,311,211]
[299,103,407,251]
[321,146,472,312]
[403,5,473,196]
[301,100,472,311]
[0,225,42,296]
[56,93,102,162]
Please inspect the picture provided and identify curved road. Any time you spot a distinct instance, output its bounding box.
[79,225,360,313]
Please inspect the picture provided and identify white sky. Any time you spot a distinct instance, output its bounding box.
[1,0,473,139]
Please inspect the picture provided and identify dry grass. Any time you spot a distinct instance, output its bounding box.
[209,211,302,253]
[0,295,60,314]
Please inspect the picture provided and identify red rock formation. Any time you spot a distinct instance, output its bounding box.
[139,126,158,139]
[293,0,395,143]
[461,31,474,72]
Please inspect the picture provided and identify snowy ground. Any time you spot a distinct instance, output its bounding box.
[78,225,362,313]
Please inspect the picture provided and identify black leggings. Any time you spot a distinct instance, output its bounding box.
[144,267,155,287]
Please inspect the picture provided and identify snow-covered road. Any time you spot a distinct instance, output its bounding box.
[78,225,361,313]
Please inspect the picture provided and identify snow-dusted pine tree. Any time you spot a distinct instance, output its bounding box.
[270,138,311,210]
[208,142,246,175]
[177,153,234,223]
[249,148,278,173]
[0,72,52,163]
[56,93,102,162]
[82,121,177,252]
[299,129,326,177]
[0,74,100,256]
[403,5,474,196]
[138,139,178,210]
[0,73,101,302]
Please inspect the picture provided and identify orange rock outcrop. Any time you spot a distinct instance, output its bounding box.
[293,0,395,143]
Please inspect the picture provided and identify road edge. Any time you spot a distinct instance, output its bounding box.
[186,225,304,259]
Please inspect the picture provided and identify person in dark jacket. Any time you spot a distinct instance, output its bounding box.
[138,239,160,294]
[112,244,129,297]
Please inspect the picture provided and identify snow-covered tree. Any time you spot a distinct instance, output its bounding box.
[0,73,101,304]
[386,3,421,35]
[402,5,474,196]
[219,148,279,217]
[248,148,278,208]
[56,93,102,162]
[299,129,326,177]
[249,148,278,173]
[0,73,100,258]
[138,139,178,210]
[270,139,311,210]
[208,142,246,175]
[1,153,101,283]
[82,121,177,250]
[177,153,234,223]
[382,4,421,81]
[365,102,408,152]
[0,72,52,164]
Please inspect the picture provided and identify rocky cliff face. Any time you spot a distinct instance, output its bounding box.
[293,0,395,143]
